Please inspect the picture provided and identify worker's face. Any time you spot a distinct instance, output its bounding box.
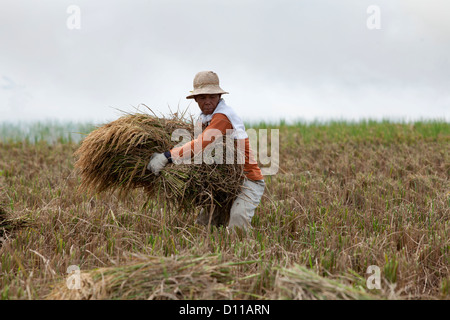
[194,94,221,115]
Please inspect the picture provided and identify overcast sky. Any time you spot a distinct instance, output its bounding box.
[1,0,449,124]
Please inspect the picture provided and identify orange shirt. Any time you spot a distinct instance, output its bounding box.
[170,113,264,181]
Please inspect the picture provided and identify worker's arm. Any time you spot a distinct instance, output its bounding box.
[169,113,233,162]
[147,113,233,174]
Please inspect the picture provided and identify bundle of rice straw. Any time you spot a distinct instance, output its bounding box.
[74,110,244,225]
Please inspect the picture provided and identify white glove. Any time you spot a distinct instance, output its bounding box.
[147,153,168,176]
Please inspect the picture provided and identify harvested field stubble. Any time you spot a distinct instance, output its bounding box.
[0,120,448,300]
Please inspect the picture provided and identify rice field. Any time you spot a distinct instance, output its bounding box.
[0,119,449,300]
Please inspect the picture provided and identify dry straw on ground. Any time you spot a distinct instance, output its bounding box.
[73,110,244,226]
[46,254,234,300]
[273,264,382,300]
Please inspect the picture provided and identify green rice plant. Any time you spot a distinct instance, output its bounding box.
[0,120,96,144]
[384,254,399,284]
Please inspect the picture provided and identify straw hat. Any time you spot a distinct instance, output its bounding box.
[186,71,229,99]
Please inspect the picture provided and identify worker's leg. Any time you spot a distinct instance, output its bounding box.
[228,179,265,230]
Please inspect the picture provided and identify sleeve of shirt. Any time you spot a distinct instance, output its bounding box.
[170,113,233,161]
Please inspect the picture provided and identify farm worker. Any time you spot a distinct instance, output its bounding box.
[147,71,265,230]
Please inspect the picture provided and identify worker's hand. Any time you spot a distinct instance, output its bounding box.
[147,152,168,176]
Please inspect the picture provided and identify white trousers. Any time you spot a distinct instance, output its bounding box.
[228,178,265,230]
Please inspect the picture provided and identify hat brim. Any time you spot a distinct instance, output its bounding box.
[186,88,229,99]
